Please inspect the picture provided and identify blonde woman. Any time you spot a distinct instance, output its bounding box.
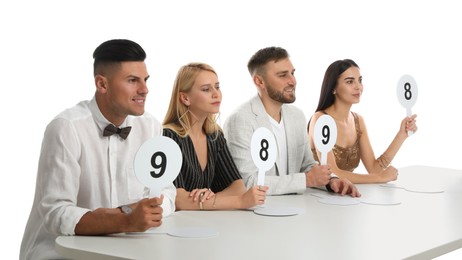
[163,63,268,210]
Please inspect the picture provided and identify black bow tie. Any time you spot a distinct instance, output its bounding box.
[103,124,132,140]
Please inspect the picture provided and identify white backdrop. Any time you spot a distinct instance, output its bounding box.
[2,0,461,259]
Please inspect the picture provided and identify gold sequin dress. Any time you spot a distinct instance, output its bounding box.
[312,112,362,172]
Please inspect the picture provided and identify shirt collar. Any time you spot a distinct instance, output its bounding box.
[90,97,130,133]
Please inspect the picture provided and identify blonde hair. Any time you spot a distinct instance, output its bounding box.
[163,62,221,137]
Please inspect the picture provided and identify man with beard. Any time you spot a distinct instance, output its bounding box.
[223,47,360,196]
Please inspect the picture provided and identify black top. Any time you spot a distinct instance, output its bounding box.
[163,128,242,192]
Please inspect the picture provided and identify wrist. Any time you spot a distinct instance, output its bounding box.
[237,195,245,209]
[213,194,218,209]
[397,131,408,140]
[118,210,131,231]
[305,171,314,187]
[325,175,339,192]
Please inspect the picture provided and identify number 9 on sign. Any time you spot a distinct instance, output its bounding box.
[134,136,182,197]
[313,115,337,165]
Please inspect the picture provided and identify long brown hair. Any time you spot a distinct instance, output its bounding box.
[316,59,359,112]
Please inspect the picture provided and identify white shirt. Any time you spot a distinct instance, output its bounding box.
[269,114,288,176]
[20,97,176,260]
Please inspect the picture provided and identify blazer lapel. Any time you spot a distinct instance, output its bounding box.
[250,95,273,130]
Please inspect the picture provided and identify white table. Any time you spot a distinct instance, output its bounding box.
[56,165,462,260]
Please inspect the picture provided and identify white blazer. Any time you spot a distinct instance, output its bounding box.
[223,95,317,195]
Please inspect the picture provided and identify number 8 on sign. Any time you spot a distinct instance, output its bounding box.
[397,74,418,136]
[313,115,337,165]
[251,127,277,186]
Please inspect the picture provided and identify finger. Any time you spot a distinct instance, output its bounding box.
[150,216,162,226]
[205,190,215,200]
[199,191,206,202]
[192,191,200,201]
[258,190,267,198]
[151,215,162,223]
[148,198,162,207]
[149,206,163,215]
[342,183,349,196]
[190,189,199,198]
[193,188,208,200]
[329,181,339,193]
[258,193,266,202]
[256,185,267,192]
[407,121,416,128]
[150,218,162,227]
[194,191,205,202]
[204,189,211,199]
[260,185,269,191]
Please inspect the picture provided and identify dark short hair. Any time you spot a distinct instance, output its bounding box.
[93,39,146,76]
[247,47,289,76]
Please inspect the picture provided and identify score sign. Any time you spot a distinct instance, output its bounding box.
[251,127,277,186]
[134,136,182,197]
[397,74,418,136]
[313,115,337,165]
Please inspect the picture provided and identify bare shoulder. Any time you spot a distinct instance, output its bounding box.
[311,111,325,121]
[354,112,366,126]
[307,111,325,134]
[353,112,369,134]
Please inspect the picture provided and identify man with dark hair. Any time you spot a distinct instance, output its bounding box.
[224,46,360,196]
[20,39,176,260]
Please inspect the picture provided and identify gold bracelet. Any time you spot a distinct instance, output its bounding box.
[199,192,205,210]
[378,153,392,169]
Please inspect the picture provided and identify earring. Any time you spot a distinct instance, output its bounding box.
[178,106,199,131]
[333,90,336,95]
[178,106,191,129]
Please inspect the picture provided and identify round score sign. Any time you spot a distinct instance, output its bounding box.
[397,74,418,136]
[251,127,277,186]
[134,136,182,197]
[313,115,337,165]
[397,74,418,112]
